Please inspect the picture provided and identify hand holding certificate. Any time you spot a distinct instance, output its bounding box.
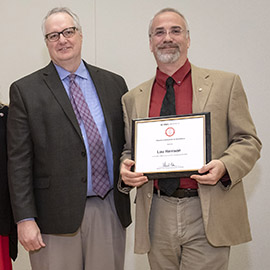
[132,113,211,179]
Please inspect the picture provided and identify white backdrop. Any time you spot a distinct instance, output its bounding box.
[1,0,269,269]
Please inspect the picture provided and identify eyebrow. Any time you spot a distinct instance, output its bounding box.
[154,26,182,30]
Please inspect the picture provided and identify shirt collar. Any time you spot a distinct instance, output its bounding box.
[155,59,191,88]
[53,60,88,81]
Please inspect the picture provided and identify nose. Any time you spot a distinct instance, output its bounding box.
[58,33,67,43]
[163,31,173,41]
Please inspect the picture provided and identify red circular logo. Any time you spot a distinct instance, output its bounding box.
[165,127,175,137]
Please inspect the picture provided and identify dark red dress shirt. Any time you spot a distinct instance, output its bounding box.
[149,59,198,189]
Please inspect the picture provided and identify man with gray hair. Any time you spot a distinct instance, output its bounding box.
[119,7,261,269]
[8,7,131,270]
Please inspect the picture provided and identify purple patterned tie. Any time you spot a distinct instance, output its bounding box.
[69,74,110,198]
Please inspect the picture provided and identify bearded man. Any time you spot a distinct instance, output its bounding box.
[118,7,261,270]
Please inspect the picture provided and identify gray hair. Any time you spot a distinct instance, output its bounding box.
[148,8,190,38]
[41,7,82,36]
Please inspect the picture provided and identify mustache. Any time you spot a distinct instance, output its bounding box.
[157,43,179,50]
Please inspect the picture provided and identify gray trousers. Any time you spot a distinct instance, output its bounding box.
[148,194,230,270]
[30,190,126,270]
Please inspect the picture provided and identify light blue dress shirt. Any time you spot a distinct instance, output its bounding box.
[55,61,114,196]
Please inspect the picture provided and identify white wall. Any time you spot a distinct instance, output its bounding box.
[1,0,269,269]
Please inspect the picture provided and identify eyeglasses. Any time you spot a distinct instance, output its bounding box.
[151,27,188,38]
[45,27,78,42]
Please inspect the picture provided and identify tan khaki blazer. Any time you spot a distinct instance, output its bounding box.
[119,64,262,254]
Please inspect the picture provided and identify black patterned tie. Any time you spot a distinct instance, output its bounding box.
[69,74,110,198]
[158,77,179,196]
[160,77,176,116]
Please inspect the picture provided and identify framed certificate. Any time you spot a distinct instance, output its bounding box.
[131,112,211,179]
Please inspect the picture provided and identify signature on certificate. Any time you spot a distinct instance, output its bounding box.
[162,161,176,168]
[157,161,184,171]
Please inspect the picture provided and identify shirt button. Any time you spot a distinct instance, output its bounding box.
[147,193,152,198]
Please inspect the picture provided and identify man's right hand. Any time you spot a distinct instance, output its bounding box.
[120,159,148,187]
[18,220,46,252]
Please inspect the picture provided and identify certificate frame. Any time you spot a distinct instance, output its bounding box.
[131,112,211,179]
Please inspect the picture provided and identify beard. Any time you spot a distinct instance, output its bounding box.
[155,43,180,64]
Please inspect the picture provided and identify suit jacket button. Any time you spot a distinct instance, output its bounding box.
[81,177,87,183]
[81,151,86,157]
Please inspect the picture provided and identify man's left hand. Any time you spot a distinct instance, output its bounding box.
[190,160,226,185]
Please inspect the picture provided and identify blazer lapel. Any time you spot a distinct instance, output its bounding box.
[190,64,213,218]
[135,78,155,118]
[191,64,213,113]
[42,62,83,139]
